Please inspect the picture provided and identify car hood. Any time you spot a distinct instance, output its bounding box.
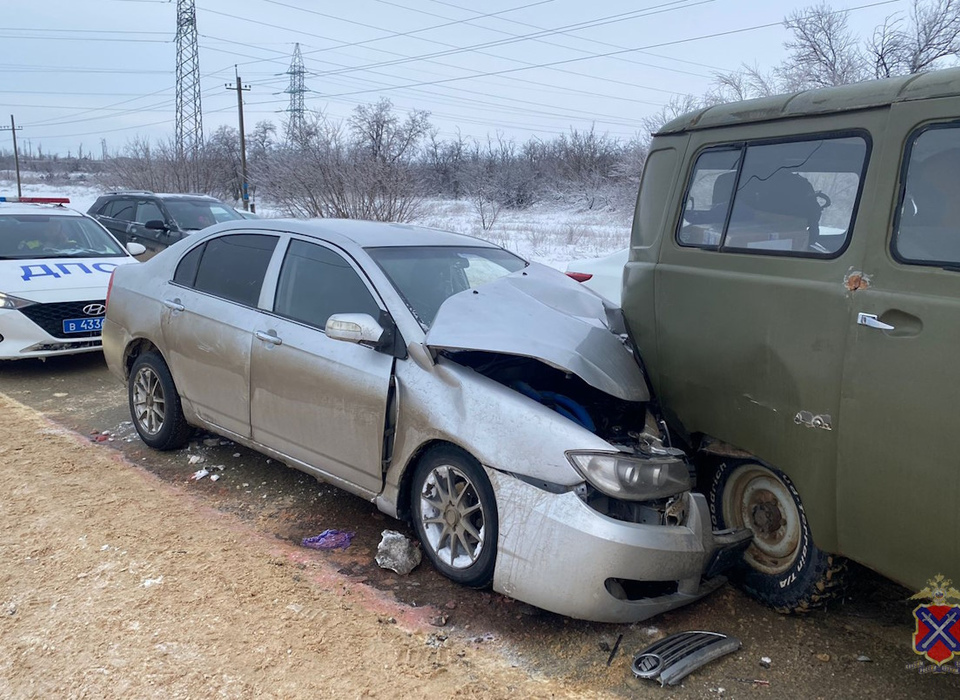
[424,263,649,402]
[1,257,136,302]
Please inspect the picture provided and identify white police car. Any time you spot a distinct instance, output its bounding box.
[0,197,143,360]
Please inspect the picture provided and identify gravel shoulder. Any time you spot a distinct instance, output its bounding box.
[0,393,586,699]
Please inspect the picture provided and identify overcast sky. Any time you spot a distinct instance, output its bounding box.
[2,0,911,156]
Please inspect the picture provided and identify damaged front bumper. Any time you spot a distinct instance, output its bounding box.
[487,469,751,623]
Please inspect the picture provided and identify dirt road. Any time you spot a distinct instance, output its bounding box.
[0,393,584,698]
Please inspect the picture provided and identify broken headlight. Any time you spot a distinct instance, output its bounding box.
[566,451,691,501]
[0,292,35,310]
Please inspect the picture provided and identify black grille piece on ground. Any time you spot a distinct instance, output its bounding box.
[19,300,105,339]
[632,631,741,686]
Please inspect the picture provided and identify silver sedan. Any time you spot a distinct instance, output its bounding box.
[102,219,748,623]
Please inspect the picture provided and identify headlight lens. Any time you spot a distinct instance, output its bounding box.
[566,451,691,501]
[0,292,34,310]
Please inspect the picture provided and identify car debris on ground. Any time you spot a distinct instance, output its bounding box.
[375,530,421,575]
[301,529,355,550]
[631,631,741,687]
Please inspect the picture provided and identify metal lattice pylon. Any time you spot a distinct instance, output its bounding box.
[285,43,307,144]
[175,0,203,158]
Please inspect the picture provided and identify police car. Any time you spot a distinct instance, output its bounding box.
[0,196,143,360]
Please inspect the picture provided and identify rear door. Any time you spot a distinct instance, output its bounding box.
[128,200,168,254]
[655,119,876,549]
[160,233,279,438]
[837,102,960,589]
[249,239,393,496]
[95,197,136,243]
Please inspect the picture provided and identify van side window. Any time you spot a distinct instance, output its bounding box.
[678,135,869,258]
[677,149,741,247]
[893,125,960,268]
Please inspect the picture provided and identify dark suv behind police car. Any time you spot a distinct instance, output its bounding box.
[88,191,243,255]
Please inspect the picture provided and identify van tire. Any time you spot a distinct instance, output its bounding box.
[709,459,846,613]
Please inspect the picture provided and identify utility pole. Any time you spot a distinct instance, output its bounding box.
[225,70,251,211]
[0,115,24,198]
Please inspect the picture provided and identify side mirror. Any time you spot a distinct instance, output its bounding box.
[126,242,147,257]
[144,219,167,231]
[325,313,384,345]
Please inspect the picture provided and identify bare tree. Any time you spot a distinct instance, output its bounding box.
[778,3,868,89]
[870,0,960,77]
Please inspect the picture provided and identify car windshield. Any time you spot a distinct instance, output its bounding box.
[0,214,128,259]
[165,200,242,230]
[367,245,528,328]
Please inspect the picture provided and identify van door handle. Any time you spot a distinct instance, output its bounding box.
[857,312,895,331]
[255,329,282,345]
[162,298,185,312]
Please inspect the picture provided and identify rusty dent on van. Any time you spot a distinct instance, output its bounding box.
[622,67,960,611]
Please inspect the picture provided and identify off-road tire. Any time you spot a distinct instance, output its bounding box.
[710,459,846,613]
[411,446,498,588]
[128,351,192,451]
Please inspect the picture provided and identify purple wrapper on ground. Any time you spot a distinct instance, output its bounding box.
[301,529,355,550]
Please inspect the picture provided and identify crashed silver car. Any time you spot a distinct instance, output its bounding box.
[102,219,748,622]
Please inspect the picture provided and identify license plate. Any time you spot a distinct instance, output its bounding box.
[62,317,104,334]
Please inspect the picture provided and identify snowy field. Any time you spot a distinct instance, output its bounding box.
[0,178,631,270]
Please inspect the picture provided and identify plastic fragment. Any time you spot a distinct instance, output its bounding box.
[191,468,209,481]
[210,474,221,482]
[301,529,355,550]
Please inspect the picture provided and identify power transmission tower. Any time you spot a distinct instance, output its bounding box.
[0,115,24,197]
[284,43,307,144]
[175,0,203,160]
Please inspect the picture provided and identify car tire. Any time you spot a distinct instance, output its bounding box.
[410,446,498,588]
[709,459,846,613]
[128,351,192,451]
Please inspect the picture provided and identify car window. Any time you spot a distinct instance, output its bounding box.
[893,124,960,268]
[173,243,205,287]
[135,201,164,225]
[164,200,242,230]
[0,215,127,259]
[273,240,381,331]
[191,234,278,306]
[109,199,136,222]
[368,246,528,328]
[678,135,869,257]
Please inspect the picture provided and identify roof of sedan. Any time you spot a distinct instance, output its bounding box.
[236,218,500,249]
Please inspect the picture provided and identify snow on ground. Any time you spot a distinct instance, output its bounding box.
[0,179,631,269]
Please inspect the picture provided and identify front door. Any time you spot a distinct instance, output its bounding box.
[655,122,876,549]
[160,233,279,438]
[837,101,960,589]
[250,239,393,496]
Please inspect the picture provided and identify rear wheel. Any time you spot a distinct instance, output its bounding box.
[128,351,192,451]
[710,460,845,613]
[411,446,497,588]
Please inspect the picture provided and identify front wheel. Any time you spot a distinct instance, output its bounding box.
[710,460,845,613]
[410,446,498,588]
[128,351,192,451]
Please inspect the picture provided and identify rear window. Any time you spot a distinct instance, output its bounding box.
[893,123,960,268]
[678,134,870,258]
[190,234,278,306]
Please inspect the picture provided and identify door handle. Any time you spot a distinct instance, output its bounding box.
[162,298,185,312]
[857,312,895,331]
[255,329,282,345]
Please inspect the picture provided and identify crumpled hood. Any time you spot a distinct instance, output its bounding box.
[425,263,649,402]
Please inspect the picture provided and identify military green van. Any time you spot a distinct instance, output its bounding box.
[622,68,960,612]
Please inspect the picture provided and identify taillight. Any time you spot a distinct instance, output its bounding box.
[105,270,116,310]
[566,271,593,283]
